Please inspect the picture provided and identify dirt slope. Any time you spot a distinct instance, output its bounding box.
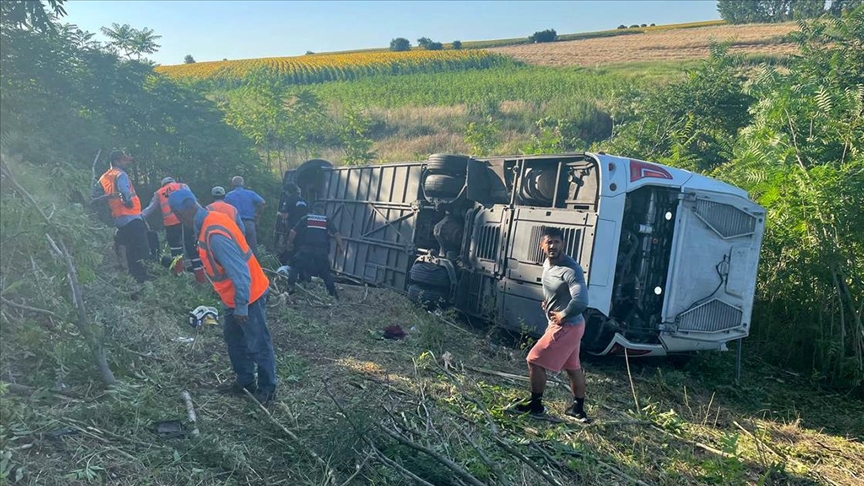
[490,23,800,67]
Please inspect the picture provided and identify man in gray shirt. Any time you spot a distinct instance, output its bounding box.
[511,226,591,423]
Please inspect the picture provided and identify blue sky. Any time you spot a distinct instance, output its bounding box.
[63,1,721,65]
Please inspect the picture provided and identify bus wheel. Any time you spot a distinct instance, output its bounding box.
[408,284,450,310]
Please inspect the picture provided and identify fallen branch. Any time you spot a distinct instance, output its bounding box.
[491,436,562,486]
[369,444,435,486]
[338,451,373,486]
[0,296,66,321]
[180,391,200,437]
[537,441,650,486]
[377,424,488,486]
[46,234,116,386]
[243,388,336,484]
[456,426,512,486]
[463,365,561,388]
[649,424,732,458]
[2,381,79,399]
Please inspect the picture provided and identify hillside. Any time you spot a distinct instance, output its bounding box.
[490,22,799,67]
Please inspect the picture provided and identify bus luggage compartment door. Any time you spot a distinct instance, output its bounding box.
[499,207,597,335]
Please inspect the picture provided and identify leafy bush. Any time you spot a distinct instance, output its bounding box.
[617,24,627,29]
[425,41,443,51]
[390,37,410,51]
[452,40,462,49]
[528,29,557,43]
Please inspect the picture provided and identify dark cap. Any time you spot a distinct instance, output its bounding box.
[109,150,132,162]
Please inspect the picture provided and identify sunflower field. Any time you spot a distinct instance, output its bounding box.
[155,49,516,87]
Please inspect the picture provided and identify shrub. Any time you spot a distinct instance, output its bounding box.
[629,24,639,28]
[641,23,647,27]
[184,54,195,64]
[528,29,557,43]
[425,41,443,51]
[617,24,627,29]
[452,40,462,50]
[390,37,410,52]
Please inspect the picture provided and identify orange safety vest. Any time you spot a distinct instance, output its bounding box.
[99,167,141,218]
[156,182,187,226]
[197,210,269,308]
[206,200,238,222]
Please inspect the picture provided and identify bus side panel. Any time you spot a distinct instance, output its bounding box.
[320,163,425,290]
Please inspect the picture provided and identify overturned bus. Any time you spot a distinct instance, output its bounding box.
[285,153,765,356]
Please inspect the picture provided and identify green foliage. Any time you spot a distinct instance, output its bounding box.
[0,0,66,32]
[340,108,376,165]
[604,45,754,172]
[717,0,837,23]
[389,37,410,52]
[718,7,864,388]
[0,16,268,200]
[464,116,500,156]
[183,54,195,64]
[99,22,161,61]
[309,65,636,115]
[529,29,557,43]
[452,40,462,50]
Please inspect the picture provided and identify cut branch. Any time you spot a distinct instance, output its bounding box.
[376,425,487,486]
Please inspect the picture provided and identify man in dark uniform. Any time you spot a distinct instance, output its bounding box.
[285,202,343,299]
[274,182,308,265]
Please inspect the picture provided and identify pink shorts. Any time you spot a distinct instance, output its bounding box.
[527,321,585,372]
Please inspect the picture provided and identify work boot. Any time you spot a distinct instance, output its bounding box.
[565,403,592,424]
[508,398,545,417]
[252,389,276,406]
[216,381,256,396]
[171,257,185,275]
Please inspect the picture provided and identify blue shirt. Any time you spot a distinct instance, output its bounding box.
[92,168,142,228]
[194,208,253,316]
[224,187,265,220]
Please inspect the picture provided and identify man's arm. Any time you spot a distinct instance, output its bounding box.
[235,213,246,233]
[209,233,252,317]
[327,219,343,255]
[560,266,589,320]
[115,172,135,208]
[141,192,159,219]
[253,191,265,220]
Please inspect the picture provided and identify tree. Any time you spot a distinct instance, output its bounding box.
[184,54,196,64]
[417,37,432,48]
[529,29,557,43]
[425,41,443,50]
[389,37,410,52]
[100,23,161,60]
[452,40,462,50]
[717,0,834,23]
[720,7,864,388]
[0,0,66,32]
[340,108,375,166]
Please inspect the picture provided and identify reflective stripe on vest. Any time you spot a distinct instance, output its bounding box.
[206,200,238,222]
[157,182,186,226]
[98,167,141,218]
[197,211,269,308]
[302,214,330,247]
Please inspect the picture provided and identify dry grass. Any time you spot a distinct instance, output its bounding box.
[2,269,862,485]
[490,22,800,67]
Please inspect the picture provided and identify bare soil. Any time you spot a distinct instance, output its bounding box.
[490,23,800,67]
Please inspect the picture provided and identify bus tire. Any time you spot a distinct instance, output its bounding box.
[409,262,451,288]
[408,284,450,309]
[424,174,464,198]
[426,154,469,175]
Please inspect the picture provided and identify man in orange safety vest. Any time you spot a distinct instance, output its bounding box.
[142,177,205,283]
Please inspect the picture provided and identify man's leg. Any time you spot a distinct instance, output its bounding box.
[243,293,277,402]
[529,363,548,395]
[563,323,590,423]
[181,225,205,282]
[220,308,257,393]
[120,219,150,283]
[165,224,185,273]
[244,220,258,255]
[315,254,338,298]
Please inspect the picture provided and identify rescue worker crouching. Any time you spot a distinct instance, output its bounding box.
[285,201,343,299]
[141,176,205,283]
[168,187,277,405]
